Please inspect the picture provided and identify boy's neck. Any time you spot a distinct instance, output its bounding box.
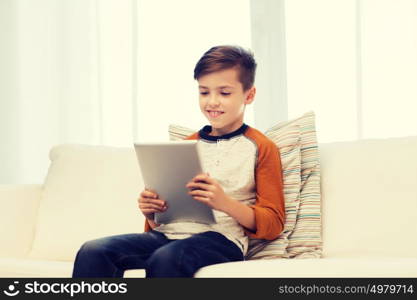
[209,122,244,137]
[200,123,249,141]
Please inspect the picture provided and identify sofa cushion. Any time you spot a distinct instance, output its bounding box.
[193,256,417,277]
[320,135,417,257]
[29,144,145,261]
[0,257,74,277]
[0,257,147,278]
[168,111,322,259]
[0,184,42,258]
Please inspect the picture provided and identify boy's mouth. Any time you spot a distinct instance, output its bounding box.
[207,110,224,118]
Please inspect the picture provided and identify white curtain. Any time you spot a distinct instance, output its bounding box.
[0,0,19,184]
[250,0,288,133]
[251,0,417,143]
[0,0,134,184]
[3,0,416,184]
[0,0,251,184]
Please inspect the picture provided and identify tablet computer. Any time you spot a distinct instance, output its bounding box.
[134,140,216,225]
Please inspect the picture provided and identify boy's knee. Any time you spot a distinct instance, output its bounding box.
[146,242,199,277]
[78,238,109,255]
[147,244,180,265]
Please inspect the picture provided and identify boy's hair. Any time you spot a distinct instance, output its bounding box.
[193,45,257,91]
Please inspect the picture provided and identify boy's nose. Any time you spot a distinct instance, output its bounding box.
[207,95,220,105]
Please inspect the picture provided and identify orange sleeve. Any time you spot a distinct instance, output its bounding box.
[244,141,285,240]
[142,131,199,232]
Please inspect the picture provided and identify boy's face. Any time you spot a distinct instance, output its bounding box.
[197,67,255,136]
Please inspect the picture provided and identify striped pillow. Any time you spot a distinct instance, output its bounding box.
[168,110,322,259]
[279,111,322,259]
[247,111,322,259]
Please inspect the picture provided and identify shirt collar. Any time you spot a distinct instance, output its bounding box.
[198,123,249,141]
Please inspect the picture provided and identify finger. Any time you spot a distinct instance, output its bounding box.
[140,191,156,200]
[188,189,212,198]
[145,190,159,198]
[139,198,166,206]
[145,187,158,196]
[139,201,162,207]
[148,198,166,206]
[141,195,158,202]
[186,182,211,191]
[149,199,167,207]
[139,203,160,210]
[140,203,167,212]
[140,196,165,204]
[192,196,210,205]
[142,208,159,215]
[141,206,157,213]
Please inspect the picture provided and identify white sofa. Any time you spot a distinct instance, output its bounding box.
[1,135,416,278]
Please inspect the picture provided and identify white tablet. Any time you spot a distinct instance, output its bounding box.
[134,140,216,225]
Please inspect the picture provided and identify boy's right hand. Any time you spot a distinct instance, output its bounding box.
[138,188,168,221]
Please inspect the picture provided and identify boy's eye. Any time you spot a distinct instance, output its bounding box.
[199,91,231,96]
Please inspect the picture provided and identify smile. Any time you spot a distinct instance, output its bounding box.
[207,111,224,118]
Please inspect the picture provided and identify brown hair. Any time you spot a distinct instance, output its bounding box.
[193,45,257,91]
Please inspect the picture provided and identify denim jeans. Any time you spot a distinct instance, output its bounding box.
[72,230,244,278]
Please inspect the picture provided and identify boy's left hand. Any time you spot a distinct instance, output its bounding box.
[185,173,231,212]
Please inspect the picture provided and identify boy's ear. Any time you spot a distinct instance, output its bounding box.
[245,86,256,104]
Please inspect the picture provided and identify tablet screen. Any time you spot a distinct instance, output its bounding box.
[134,141,216,225]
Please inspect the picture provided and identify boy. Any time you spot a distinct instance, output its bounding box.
[72,45,285,278]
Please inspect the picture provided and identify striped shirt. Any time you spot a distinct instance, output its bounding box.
[144,123,285,256]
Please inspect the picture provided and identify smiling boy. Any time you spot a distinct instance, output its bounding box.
[72,45,285,278]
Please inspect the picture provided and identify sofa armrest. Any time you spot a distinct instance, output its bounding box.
[0,184,42,258]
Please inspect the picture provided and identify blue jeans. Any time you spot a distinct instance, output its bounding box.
[72,230,244,278]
